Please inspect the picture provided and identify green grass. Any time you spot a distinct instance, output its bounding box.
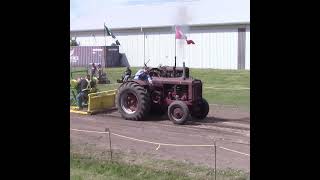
[70,152,249,180]
[71,154,190,180]
[191,69,250,110]
[70,67,250,110]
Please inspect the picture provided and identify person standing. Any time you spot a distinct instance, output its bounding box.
[123,66,132,81]
[91,63,97,78]
[75,75,90,109]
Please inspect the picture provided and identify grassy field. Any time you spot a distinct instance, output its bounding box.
[70,152,248,180]
[70,67,250,110]
[70,68,250,179]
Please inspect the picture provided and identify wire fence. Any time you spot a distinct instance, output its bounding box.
[70,127,249,179]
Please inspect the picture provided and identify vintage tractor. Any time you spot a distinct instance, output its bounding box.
[116,61,189,83]
[115,62,209,125]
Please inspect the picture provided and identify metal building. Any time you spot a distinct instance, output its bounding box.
[70,0,250,70]
[71,23,250,70]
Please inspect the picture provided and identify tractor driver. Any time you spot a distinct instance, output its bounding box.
[133,67,152,84]
[75,74,91,110]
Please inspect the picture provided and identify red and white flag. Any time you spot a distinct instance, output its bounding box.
[175,26,195,45]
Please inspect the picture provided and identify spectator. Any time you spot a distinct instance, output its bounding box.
[91,63,97,77]
[75,74,91,109]
[122,66,132,82]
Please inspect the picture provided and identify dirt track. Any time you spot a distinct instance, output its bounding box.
[70,104,250,172]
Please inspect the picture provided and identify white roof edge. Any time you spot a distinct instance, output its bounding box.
[70,22,250,32]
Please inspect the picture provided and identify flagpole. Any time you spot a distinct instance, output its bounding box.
[175,36,176,59]
[174,26,177,77]
[92,34,96,46]
[104,22,106,47]
[174,25,177,60]
[174,38,176,67]
[143,28,145,65]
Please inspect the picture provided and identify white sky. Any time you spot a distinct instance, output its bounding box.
[70,0,250,30]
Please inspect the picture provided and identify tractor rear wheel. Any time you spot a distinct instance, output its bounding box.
[191,98,209,119]
[116,82,151,120]
[168,101,190,125]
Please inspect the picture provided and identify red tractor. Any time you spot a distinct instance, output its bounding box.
[115,62,209,124]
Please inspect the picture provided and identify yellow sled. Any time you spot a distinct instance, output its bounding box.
[70,89,117,115]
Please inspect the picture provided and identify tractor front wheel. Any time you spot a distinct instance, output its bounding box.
[168,101,190,125]
[191,98,209,120]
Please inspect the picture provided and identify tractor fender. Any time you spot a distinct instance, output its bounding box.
[118,80,149,89]
[127,80,148,86]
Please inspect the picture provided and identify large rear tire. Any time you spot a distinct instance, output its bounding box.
[116,82,151,120]
[168,101,190,125]
[191,98,209,119]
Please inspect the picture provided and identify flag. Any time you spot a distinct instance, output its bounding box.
[104,24,112,36]
[175,26,187,39]
[175,25,195,45]
[104,24,121,45]
[186,39,195,44]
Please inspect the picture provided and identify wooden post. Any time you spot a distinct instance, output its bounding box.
[105,128,112,161]
[214,140,217,180]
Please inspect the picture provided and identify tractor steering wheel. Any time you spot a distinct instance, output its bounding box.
[149,68,162,78]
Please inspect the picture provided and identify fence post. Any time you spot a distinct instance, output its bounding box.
[105,128,113,161]
[214,140,217,180]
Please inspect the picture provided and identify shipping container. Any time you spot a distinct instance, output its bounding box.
[70,46,121,68]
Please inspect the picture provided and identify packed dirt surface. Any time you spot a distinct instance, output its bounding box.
[70,104,250,172]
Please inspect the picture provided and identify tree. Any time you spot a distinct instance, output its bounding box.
[70,37,79,46]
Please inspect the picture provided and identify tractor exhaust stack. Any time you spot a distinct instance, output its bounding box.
[182,62,186,80]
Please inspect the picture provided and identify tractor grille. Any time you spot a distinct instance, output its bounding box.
[193,81,202,101]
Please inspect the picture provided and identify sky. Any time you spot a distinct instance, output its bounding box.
[70,0,250,30]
